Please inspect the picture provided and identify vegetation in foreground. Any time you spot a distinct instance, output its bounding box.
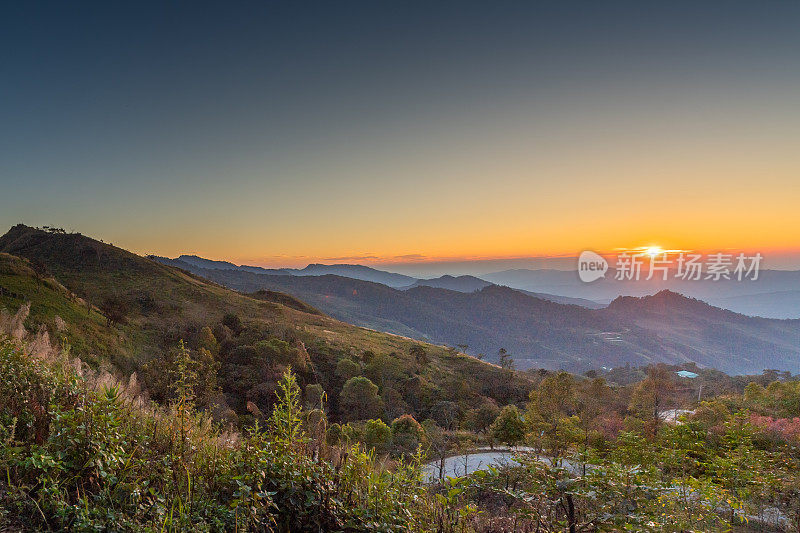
[3,321,800,531]
[0,335,430,532]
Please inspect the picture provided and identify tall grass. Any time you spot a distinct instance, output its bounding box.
[0,326,433,532]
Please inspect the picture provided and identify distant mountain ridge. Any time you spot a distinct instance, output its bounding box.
[175,254,294,275]
[151,256,800,375]
[153,255,419,288]
[403,275,492,292]
[157,255,606,307]
[482,267,800,318]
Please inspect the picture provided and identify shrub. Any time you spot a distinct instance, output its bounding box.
[391,414,425,455]
[364,419,392,452]
[340,376,384,421]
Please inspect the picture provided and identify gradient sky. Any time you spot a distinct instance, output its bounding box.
[2,1,799,268]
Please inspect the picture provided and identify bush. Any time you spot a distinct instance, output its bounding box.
[364,419,392,452]
[491,405,525,446]
[340,376,384,422]
[391,414,425,455]
[0,339,433,532]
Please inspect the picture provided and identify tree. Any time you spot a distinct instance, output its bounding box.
[527,371,576,457]
[339,376,383,422]
[498,348,515,370]
[430,400,460,430]
[391,414,425,454]
[305,383,326,411]
[491,405,526,446]
[466,401,501,435]
[630,365,675,436]
[198,326,219,356]
[335,358,361,382]
[364,419,392,452]
[381,386,410,421]
[365,353,407,390]
[422,419,448,479]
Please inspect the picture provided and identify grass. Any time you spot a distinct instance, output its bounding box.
[0,334,441,532]
[0,228,534,425]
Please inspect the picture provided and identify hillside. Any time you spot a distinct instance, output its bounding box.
[0,224,532,422]
[483,267,800,318]
[403,274,493,292]
[152,258,800,374]
[160,255,419,288]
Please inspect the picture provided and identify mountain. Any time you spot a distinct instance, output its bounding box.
[149,257,800,375]
[403,275,493,292]
[293,264,417,288]
[0,224,532,420]
[404,275,605,307]
[707,290,800,320]
[175,254,294,275]
[518,290,606,309]
[153,255,418,288]
[483,268,800,319]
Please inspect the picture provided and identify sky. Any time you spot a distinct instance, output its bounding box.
[2,1,799,269]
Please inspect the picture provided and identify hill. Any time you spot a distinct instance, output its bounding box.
[708,290,800,319]
[167,256,605,308]
[403,274,493,292]
[518,289,606,309]
[0,224,532,422]
[483,267,800,318]
[295,263,417,287]
[151,258,800,374]
[158,254,418,288]
[175,254,294,275]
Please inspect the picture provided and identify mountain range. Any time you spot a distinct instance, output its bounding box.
[3,224,798,376]
[153,255,800,374]
[481,268,800,319]
[0,224,532,421]
[159,255,800,319]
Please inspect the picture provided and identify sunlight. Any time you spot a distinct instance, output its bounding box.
[645,246,664,257]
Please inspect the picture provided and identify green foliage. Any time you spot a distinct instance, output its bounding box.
[0,340,436,532]
[490,405,525,446]
[340,376,383,422]
[197,326,219,356]
[304,383,325,411]
[464,401,500,434]
[142,340,220,407]
[335,357,361,382]
[391,414,425,455]
[363,419,392,452]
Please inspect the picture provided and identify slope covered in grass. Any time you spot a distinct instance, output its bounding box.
[0,225,532,425]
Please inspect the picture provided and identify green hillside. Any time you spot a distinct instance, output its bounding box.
[0,225,531,423]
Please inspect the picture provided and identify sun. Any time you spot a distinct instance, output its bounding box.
[645,246,663,257]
